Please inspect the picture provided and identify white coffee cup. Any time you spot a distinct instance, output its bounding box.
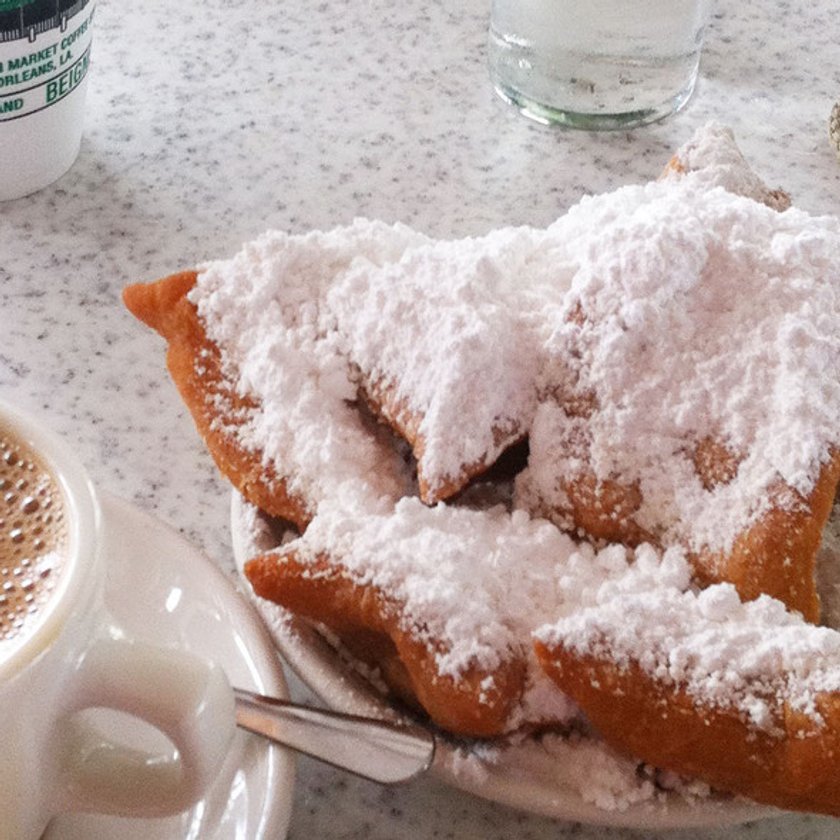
[0,400,236,840]
[0,0,95,201]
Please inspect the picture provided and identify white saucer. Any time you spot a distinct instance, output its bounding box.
[45,494,295,840]
[230,492,777,831]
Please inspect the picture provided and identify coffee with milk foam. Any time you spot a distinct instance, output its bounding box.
[0,423,68,646]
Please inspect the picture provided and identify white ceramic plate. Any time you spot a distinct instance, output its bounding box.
[45,494,295,840]
[230,492,778,831]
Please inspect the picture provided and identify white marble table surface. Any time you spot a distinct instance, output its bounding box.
[2,0,839,837]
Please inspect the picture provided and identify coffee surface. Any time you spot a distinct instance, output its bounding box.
[0,423,68,645]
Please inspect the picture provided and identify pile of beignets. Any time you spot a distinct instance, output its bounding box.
[124,124,840,816]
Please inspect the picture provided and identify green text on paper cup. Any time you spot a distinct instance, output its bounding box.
[0,1,93,122]
[0,1,38,11]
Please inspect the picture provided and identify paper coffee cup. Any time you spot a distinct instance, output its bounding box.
[0,0,95,201]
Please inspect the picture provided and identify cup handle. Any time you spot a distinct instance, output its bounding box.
[57,633,235,817]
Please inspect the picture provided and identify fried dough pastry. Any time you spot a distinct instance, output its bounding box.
[241,495,588,737]
[123,272,313,528]
[535,649,840,816]
[245,547,526,736]
[325,224,543,505]
[660,120,792,211]
[515,153,840,619]
[534,580,840,816]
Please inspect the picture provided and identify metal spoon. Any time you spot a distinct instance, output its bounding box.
[234,687,436,784]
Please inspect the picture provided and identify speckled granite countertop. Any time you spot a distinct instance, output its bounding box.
[2,0,839,837]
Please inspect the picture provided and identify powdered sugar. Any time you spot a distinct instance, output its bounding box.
[446,730,713,813]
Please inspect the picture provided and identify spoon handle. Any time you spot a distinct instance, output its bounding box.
[233,687,436,784]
